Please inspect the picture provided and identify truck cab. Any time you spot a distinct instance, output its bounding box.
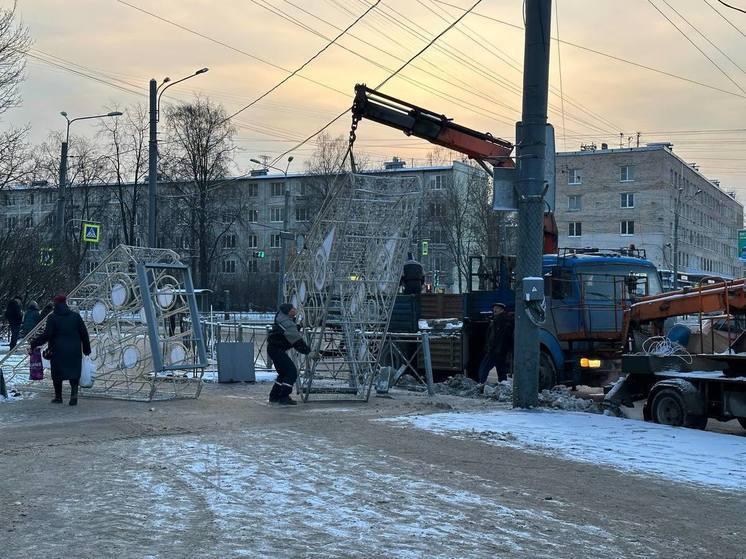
[540,249,662,388]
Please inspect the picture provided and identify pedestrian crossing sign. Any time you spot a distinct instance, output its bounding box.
[82,222,101,243]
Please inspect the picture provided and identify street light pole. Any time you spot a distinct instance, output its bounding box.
[672,186,702,289]
[250,156,294,308]
[57,110,122,242]
[147,68,209,247]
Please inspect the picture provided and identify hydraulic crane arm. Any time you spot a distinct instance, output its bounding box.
[352,84,514,169]
[629,279,746,323]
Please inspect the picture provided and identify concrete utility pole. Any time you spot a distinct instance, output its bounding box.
[672,185,702,289]
[56,141,68,242]
[148,68,209,247]
[513,0,552,408]
[148,78,158,247]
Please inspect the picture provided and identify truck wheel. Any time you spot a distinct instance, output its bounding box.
[738,418,746,431]
[649,388,707,429]
[539,351,557,392]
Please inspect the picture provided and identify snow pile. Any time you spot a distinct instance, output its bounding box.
[433,374,481,397]
[538,385,600,413]
[0,387,23,403]
[386,409,746,490]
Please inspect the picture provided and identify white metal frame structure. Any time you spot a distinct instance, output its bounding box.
[0,245,208,401]
[285,173,421,401]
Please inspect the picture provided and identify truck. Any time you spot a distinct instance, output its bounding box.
[605,278,746,431]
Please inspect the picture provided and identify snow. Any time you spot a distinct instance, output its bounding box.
[200,368,276,383]
[384,410,746,491]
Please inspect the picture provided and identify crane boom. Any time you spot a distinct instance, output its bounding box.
[352,84,514,168]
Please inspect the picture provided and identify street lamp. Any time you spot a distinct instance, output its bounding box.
[673,186,702,290]
[250,156,294,308]
[57,110,122,241]
[148,67,209,247]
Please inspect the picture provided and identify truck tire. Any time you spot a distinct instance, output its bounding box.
[649,387,707,429]
[738,418,746,431]
[539,351,557,392]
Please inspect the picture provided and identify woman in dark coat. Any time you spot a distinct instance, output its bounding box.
[30,294,91,405]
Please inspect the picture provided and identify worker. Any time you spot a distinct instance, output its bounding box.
[478,303,514,386]
[400,252,425,295]
[267,303,317,405]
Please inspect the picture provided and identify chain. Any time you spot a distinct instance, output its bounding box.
[348,114,360,174]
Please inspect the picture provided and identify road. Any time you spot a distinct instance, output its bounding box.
[1,381,743,559]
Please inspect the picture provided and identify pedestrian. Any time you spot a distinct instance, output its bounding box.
[29,294,91,406]
[400,252,425,295]
[267,303,317,405]
[4,296,23,349]
[20,300,41,338]
[478,303,514,385]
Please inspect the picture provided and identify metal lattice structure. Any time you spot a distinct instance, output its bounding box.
[0,245,208,401]
[285,173,421,401]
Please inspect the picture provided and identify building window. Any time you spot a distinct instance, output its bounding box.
[85,261,98,275]
[295,207,308,222]
[429,202,446,218]
[271,259,280,273]
[430,175,444,190]
[620,193,634,208]
[620,165,634,182]
[247,183,258,197]
[567,195,581,211]
[568,222,582,237]
[247,234,258,248]
[222,259,236,274]
[247,259,258,273]
[270,207,284,223]
[222,233,237,249]
[568,168,581,185]
[271,182,285,197]
[620,220,635,236]
[431,229,446,244]
[247,209,258,223]
[23,215,33,228]
[5,216,17,229]
[270,234,282,248]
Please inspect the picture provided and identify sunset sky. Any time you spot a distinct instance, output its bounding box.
[7,0,746,196]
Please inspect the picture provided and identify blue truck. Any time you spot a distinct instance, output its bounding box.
[392,248,663,389]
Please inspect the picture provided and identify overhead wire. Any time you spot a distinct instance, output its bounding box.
[703,0,746,36]
[270,0,484,166]
[220,0,381,124]
[718,0,746,14]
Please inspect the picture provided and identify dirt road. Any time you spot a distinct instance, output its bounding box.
[1,382,743,558]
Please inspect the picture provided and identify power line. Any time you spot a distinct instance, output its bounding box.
[718,0,746,14]
[430,0,746,99]
[703,0,745,36]
[649,1,744,94]
[554,0,567,150]
[221,1,380,123]
[270,0,484,166]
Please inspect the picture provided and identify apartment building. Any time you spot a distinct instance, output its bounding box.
[555,143,744,282]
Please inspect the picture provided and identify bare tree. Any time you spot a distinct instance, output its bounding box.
[98,104,149,245]
[161,96,238,287]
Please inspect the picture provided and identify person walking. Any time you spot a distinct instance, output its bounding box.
[4,296,23,349]
[478,303,514,385]
[30,294,91,406]
[20,301,41,338]
[267,303,316,405]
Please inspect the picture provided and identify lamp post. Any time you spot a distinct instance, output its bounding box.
[250,156,294,308]
[673,186,702,289]
[57,110,122,241]
[148,67,209,247]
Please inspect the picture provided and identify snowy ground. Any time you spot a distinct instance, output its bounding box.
[384,409,746,491]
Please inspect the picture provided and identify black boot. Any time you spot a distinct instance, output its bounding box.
[69,384,78,406]
[51,379,62,403]
[278,395,298,406]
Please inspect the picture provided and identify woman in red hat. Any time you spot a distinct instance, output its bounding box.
[30,294,91,405]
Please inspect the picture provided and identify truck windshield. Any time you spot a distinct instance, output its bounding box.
[575,264,662,301]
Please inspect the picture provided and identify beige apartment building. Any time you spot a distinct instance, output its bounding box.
[554,143,743,285]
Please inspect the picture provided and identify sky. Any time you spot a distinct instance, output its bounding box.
[5,0,746,196]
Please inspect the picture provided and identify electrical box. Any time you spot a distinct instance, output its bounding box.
[522,277,544,302]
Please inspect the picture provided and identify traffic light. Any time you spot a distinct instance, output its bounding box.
[253,250,266,258]
[421,240,429,256]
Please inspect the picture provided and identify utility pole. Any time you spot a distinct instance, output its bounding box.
[148,78,158,247]
[513,0,552,408]
[277,185,291,307]
[673,192,681,290]
[56,141,68,243]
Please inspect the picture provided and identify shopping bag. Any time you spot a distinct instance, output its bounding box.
[29,348,44,381]
[80,356,96,388]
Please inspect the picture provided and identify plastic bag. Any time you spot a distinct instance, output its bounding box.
[29,348,44,381]
[80,356,96,388]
